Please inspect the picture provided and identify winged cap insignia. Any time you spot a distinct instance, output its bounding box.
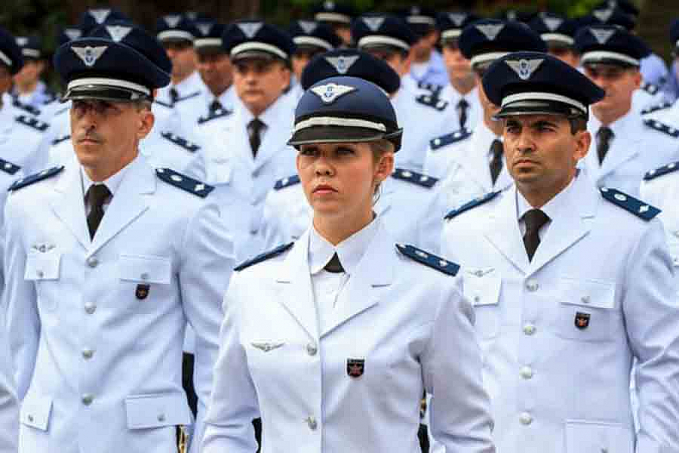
[363,17,385,32]
[65,29,82,41]
[476,24,504,41]
[197,23,213,36]
[593,8,614,22]
[590,27,616,44]
[310,82,357,104]
[543,17,563,31]
[72,46,108,67]
[448,13,467,27]
[298,20,318,34]
[89,9,111,24]
[506,58,545,80]
[324,1,335,10]
[238,22,263,39]
[106,25,132,43]
[325,55,360,74]
[15,37,28,47]
[164,15,182,28]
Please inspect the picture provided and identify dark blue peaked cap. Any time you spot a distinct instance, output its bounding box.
[313,1,356,25]
[436,12,481,43]
[575,25,649,67]
[223,21,295,61]
[289,76,402,151]
[529,13,579,47]
[289,21,342,52]
[352,14,418,53]
[580,8,636,31]
[394,6,437,37]
[194,21,227,51]
[15,36,42,59]
[459,19,546,69]
[0,27,23,74]
[300,49,400,94]
[594,0,639,17]
[670,19,679,51]
[483,51,604,119]
[78,8,132,35]
[54,23,170,102]
[156,14,199,43]
[57,27,83,47]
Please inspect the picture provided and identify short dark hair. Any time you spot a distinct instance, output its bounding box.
[568,117,587,134]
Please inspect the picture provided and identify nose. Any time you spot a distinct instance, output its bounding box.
[314,155,335,176]
[514,128,535,153]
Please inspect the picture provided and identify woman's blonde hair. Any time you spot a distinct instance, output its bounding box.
[369,139,395,204]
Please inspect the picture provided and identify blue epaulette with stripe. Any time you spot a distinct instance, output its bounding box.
[15,115,48,132]
[274,175,300,190]
[599,187,660,221]
[417,81,443,94]
[415,94,448,111]
[643,119,679,138]
[0,158,20,175]
[9,166,63,192]
[644,161,679,181]
[197,108,233,125]
[396,244,460,276]
[175,91,201,103]
[391,168,438,188]
[430,129,471,150]
[234,242,294,271]
[155,168,214,198]
[641,81,659,95]
[160,132,200,153]
[52,134,71,146]
[641,101,672,115]
[444,191,501,220]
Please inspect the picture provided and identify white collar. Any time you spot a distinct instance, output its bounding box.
[308,216,380,275]
[171,71,204,96]
[80,155,136,199]
[240,92,290,128]
[516,174,578,222]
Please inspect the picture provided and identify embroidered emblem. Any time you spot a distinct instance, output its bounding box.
[448,13,467,27]
[575,312,590,329]
[196,23,213,36]
[590,27,616,45]
[251,342,285,352]
[363,17,385,32]
[310,82,356,104]
[64,29,82,41]
[15,37,28,46]
[298,20,317,34]
[238,22,263,39]
[506,58,544,80]
[543,17,563,31]
[593,8,614,23]
[89,9,111,24]
[72,46,108,67]
[347,358,365,377]
[136,284,150,300]
[106,25,132,43]
[476,24,504,41]
[325,55,360,74]
[164,15,182,28]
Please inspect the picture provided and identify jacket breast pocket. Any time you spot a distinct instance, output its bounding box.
[464,268,501,340]
[24,251,61,312]
[118,254,172,313]
[125,392,193,429]
[564,419,633,453]
[554,277,619,342]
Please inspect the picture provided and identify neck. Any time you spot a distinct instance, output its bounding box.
[593,102,631,127]
[518,174,575,209]
[208,82,230,98]
[15,80,38,94]
[171,72,192,87]
[313,208,373,246]
[82,148,138,182]
[449,77,475,95]
[413,49,431,64]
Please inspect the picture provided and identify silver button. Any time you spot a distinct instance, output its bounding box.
[84,303,96,315]
[36,270,44,278]
[27,415,33,422]
[86,256,99,268]
[519,412,532,425]
[581,295,591,304]
[523,324,536,336]
[157,414,166,422]
[82,394,94,405]
[140,272,149,281]
[674,231,679,238]
[519,366,533,379]
[306,343,317,356]
[473,295,481,303]
[306,416,317,430]
[82,348,94,359]
[526,280,539,292]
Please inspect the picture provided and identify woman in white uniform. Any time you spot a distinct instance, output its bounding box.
[202,75,495,453]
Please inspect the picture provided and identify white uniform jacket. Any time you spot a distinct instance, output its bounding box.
[438,85,481,132]
[3,155,235,453]
[202,222,495,453]
[583,111,679,196]
[0,102,50,175]
[440,175,679,453]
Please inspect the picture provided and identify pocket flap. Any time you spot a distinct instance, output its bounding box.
[565,420,633,453]
[24,253,61,281]
[125,393,192,429]
[20,394,52,431]
[118,255,171,284]
[558,277,616,309]
[464,268,501,307]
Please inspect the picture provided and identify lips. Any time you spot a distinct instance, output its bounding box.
[313,184,337,194]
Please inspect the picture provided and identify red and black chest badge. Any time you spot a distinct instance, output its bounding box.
[575,312,590,330]
[347,358,365,378]
[136,284,150,300]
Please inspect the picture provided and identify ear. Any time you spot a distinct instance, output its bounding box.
[136,109,155,140]
[632,69,642,89]
[573,130,592,161]
[375,152,395,183]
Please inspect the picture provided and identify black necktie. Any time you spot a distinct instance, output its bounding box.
[596,126,614,165]
[86,184,111,239]
[457,98,469,129]
[522,209,549,262]
[248,118,265,158]
[209,99,222,113]
[324,253,345,273]
[169,87,179,106]
[489,139,504,185]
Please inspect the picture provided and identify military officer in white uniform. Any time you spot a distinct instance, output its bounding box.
[194,21,298,260]
[440,51,679,453]
[3,27,235,453]
[425,20,546,208]
[260,49,447,253]
[574,25,679,196]
[202,75,495,453]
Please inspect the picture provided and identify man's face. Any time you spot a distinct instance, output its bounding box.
[13,60,44,87]
[70,99,154,178]
[0,64,12,95]
[292,49,324,81]
[366,48,411,77]
[233,57,290,116]
[584,63,641,119]
[197,51,233,95]
[331,24,352,46]
[503,114,590,195]
[163,41,197,81]
[442,42,474,85]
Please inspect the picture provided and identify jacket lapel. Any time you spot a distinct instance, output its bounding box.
[483,187,530,273]
[50,165,90,250]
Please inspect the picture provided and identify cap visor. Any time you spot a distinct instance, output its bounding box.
[63,86,149,102]
[494,101,585,119]
[231,50,277,62]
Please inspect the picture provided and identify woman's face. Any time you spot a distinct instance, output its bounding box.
[296,141,393,222]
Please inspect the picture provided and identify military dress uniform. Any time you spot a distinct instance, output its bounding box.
[439,51,679,453]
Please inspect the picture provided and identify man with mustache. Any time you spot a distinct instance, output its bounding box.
[2,24,234,453]
[440,51,679,453]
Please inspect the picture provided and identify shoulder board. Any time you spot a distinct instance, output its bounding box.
[8,166,63,192]
[391,168,438,188]
[430,128,471,150]
[52,134,71,146]
[15,115,49,132]
[176,91,201,103]
[599,187,660,221]
[395,244,459,276]
[160,132,200,153]
[153,99,173,109]
[0,158,20,175]
[417,81,443,94]
[234,242,294,272]
[643,119,679,138]
[197,108,233,125]
[415,94,448,111]
[641,82,659,95]
[12,99,41,116]
[445,191,501,220]
[274,174,300,190]
[644,161,679,181]
[155,168,214,198]
[641,101,672,115]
